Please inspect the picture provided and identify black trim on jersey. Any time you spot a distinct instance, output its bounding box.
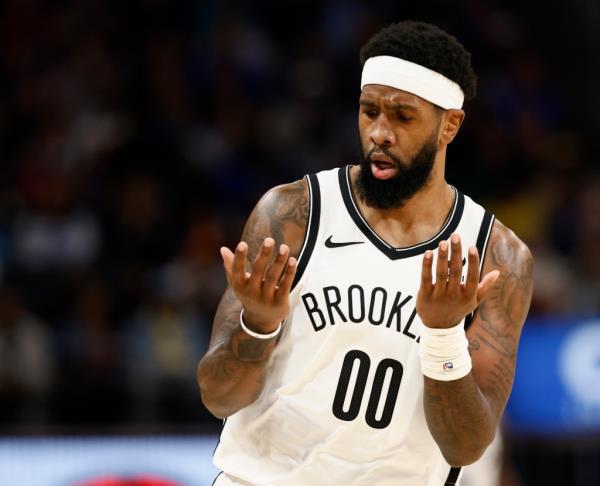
[477,212,495,273]
[464,211,495,330]
[291,173,321,290]
[444,466,462,485]
[338,166,465,260]
[211,418,227,485]
[212,472,223,486]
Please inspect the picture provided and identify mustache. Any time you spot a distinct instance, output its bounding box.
[366,147,403,166]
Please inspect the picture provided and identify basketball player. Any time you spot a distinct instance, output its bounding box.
[197,21,533,486]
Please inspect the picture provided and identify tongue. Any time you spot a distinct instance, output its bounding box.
[371,162,398,180]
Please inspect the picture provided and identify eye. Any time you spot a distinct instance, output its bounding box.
[397,113,413,122]
[363,109,378,119]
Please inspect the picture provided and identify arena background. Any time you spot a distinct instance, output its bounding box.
[1,1,599,485]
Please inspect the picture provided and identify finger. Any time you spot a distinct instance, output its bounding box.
[434,240,449,291]
[464,246,480,295]
[420,250,434,292]
[231,242,249,288]
[275,257,297,301]
[220,246,235,286]
[447,234,463,291]
[264,244,290,295]
[477,270,500,304]
[248,238,275,289]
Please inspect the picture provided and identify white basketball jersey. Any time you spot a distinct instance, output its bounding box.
[214,166,495,486]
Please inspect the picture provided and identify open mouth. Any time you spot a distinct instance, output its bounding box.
[370,153,398,180]
[372,159,394,169]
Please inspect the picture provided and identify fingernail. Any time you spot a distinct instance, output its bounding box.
[440,241,448,251]
[425,250,432,259]
[452,234,459,244]
[264,238,274,247]
[237,242,246,251]
[279,244,287,255]
[288,257,297,267]
[469,246,477,256]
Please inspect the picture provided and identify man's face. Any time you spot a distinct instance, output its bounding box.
[357,84,442,209]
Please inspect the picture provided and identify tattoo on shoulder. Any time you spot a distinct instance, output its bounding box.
[242,179,309,260]
[474,225,533,356]
[490,237,515,267]
[275,181,309,229]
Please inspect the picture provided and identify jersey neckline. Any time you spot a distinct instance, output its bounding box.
[338,165,465,260]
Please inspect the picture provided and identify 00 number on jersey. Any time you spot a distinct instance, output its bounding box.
[332,350,404,429]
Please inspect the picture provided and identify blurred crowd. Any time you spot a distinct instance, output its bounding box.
[0,0,597,434]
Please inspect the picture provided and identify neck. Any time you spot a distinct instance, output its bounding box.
[349,155,455,248]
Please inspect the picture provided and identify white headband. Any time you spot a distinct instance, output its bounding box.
[361,56,464,110]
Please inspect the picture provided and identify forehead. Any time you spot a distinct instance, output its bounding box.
[360,84,434,111]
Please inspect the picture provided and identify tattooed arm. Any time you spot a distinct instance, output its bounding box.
[197,180,309,419]
[421,221,533,466]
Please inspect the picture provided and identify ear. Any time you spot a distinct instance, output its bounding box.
[439,109,465,145]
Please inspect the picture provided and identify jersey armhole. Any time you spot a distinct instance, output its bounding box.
[291,173,321,291]
[443,466,462,485]
[464,211,495,330]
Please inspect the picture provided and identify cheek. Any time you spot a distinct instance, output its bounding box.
[357,120,371,150]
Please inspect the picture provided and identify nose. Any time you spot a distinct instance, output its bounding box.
[369,115,396,147]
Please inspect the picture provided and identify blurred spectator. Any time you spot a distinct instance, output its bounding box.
[13,173,101,272]
[119,272,211,424]
[0,286,55,424]
[163,215,227,313]
[10,168,101,323]
[53,278,125,425]
[570,176,600,314]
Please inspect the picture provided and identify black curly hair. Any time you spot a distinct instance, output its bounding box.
[360,20,476,102]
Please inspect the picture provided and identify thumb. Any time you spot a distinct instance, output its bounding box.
[220,246,235,285]
[476,270,500,304]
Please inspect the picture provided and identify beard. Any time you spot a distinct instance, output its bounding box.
[356,132,439,210]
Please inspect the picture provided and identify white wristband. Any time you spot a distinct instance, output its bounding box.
[239,309,283,340]
[419,321,472,381]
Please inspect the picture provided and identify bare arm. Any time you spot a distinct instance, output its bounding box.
[197,179,308,419]
[418,221,533,466]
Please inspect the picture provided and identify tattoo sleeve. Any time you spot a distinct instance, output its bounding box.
[197,180,309,418]
[423,221,533,466]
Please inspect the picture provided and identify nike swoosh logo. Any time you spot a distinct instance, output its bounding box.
[325,235,365,248]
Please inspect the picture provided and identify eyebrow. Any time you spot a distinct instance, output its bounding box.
[359,99,418,111]
[387,102,418,112]
[359,99,377,108]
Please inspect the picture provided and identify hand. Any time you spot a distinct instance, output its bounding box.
[416,234,499,329]
[220,237,297,333]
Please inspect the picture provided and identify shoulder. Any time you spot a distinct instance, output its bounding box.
[260,178,309,217]
[484,219,533,279]
[242,178,309,260]
[476,218,534,339]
